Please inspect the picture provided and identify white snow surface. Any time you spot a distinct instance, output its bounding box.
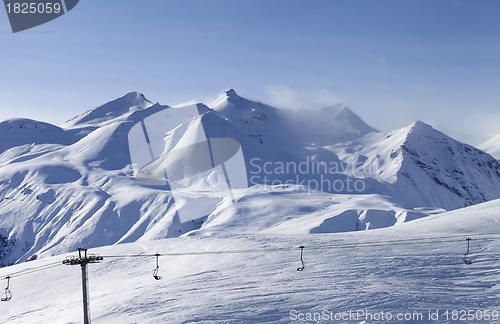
[1,89,500,270]
[0,198,498,323]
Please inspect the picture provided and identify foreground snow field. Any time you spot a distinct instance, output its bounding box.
[0,198,498,323]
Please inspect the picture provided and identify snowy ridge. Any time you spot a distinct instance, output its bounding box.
[0,118,80,155]
[0,90,500,267]
[65,91,153,127]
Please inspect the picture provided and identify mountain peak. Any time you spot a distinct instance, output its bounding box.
[410,120,432,129]
[319,103,355,119]
[316,103,378,136]
[225,88,237,96]
[397,121,449,150]
[321,103,347,112]
[207,88,247,110]
[111,91,152,108]
[122,91,149,102]
[405,121,442,139]
[66,91,153,127]
[220,88,240,100]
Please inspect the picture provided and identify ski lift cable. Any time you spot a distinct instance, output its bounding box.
[1,261,63,280]
[309,234,500,250]
[101,247,293,258]
[2,246,496,283]
[100,233,499,259]
[0,233,498,280]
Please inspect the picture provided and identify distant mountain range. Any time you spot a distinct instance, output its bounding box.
[1,89,499,266]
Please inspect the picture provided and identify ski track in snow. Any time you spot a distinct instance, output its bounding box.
[0,199,499,323]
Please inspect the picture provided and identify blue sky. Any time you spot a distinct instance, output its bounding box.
[0,0,499,144]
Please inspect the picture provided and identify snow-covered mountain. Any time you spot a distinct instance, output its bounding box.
[329,121,500,209]
[479,133,500,160]
[1,89,500,267]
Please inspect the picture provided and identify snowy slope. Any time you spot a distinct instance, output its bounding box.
[0,119,81,155]
[1,90,500,268]
[188,187,443,236]
[479,133,500,160]
[0,199,498,323]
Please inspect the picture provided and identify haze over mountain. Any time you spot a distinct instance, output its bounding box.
[479,133,500,160]
[0,89,499,267]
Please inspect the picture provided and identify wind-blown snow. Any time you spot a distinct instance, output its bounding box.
[479,133,500,160]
